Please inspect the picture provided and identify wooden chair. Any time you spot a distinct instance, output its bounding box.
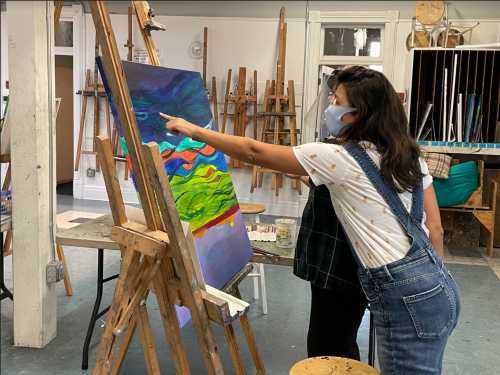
[440,160,498,257]
[290,356,379,375]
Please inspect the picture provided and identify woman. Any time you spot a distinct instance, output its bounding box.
[161,66,460,374]
[291,172,367,359]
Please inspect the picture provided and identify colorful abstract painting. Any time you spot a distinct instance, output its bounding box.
[97,59,252,325]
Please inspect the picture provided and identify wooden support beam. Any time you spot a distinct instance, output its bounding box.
[203,27,208,87]
[111,225,169,258]
[8,0,57,347]
[132,1,164,66]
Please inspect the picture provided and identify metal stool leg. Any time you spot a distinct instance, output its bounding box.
[259,263,268,315]
[82,249,104,370]
[368,308,375,367]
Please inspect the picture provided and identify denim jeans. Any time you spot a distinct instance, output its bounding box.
[344,143,461,374]
[359,246,460,374]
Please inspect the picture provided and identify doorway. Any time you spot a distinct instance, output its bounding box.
[55,55,74,196]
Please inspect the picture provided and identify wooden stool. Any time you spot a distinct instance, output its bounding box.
[239,202,268,314]
[290,356,379,375]
[239,202,266,215]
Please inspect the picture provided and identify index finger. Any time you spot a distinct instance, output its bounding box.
[159,112,174,121]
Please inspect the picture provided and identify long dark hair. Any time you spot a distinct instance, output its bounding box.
[332,66,423,192]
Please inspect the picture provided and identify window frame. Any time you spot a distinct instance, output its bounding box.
[301,10,399,143]
[320,24,385,64]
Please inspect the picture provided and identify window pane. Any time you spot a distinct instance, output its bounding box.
[324,27,381,57]
[55,21,73,47]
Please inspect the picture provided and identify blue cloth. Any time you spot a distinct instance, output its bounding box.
[344,143,460,375]
[433,161,479,207]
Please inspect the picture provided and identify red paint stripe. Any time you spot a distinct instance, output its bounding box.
[192,203,240,235]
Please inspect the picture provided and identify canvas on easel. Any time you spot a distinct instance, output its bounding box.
[97,59,253,324]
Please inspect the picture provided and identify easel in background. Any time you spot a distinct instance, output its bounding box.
[74,45,113,173]
[202,27,220,133]
[1,98,73,296]
[251,7,300,196]
[90,1,264,374]
[221,67,258,168]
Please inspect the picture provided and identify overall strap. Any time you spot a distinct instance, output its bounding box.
[344,143,424,235]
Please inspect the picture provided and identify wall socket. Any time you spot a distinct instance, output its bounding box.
[46,260,65,284]
[86,168,96,177]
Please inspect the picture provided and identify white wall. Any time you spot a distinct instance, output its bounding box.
[75,13,309,217]
[2,2,499,217]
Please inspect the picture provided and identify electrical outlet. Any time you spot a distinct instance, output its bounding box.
[87,168,96,177]
[46,260,65,284]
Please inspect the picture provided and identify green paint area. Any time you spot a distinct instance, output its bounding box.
[119,136,206,155]
[170,164,237,231]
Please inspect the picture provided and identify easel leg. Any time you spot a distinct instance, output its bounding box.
[56,244,73,296]
[240,315,265,374]
[92,249,140,374]
[75,94,89,172]
[153,267,191,374]
[111,315,138,375]
[223,323,246,375]
[137,304,161,374]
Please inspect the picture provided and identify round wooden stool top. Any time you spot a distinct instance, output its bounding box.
[290,356,379,375]
[239,202,266,215]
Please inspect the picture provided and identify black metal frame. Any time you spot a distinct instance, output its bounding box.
[81,248,119,370]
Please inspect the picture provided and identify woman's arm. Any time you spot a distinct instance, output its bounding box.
[423,185,444,257]
[161,113,307,176]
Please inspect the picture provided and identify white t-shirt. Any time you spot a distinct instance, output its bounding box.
[293,141,433,269]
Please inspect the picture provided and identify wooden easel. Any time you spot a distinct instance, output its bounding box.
[202,27,220,133]
[251,7,301,196]
[74,64,112,173]
[221,67,258,167]
[90,1,265,374]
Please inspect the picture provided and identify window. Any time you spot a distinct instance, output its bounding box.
[323,27,382,57]
[55,21,73,48]
[320,24,385,68]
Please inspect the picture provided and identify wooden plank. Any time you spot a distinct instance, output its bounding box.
[111,315,138,375]
[132,1,162,66]
[224,323,246,375]
[90,0,160,230]
[56,244,73,296]
[92,248,140,374]
[74,70,91,172]
[111,225,167,258]
[212,76,219,130]
[152,263,191,374]
[222,68,232,134]
[240,315,266,375]
[125,5,134,61]
[203,27,208,87]
[137,304,161,375]
[96,136,127,225]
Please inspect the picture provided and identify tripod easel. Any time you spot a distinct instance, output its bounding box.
[90,1,265,373]
[251,8,301,196]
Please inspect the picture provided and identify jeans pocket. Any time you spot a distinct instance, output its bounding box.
[403,283,454,339]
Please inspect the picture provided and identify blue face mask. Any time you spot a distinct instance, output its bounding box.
[324,104,356,136]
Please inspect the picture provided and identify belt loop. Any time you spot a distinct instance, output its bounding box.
[383,265,394,281]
